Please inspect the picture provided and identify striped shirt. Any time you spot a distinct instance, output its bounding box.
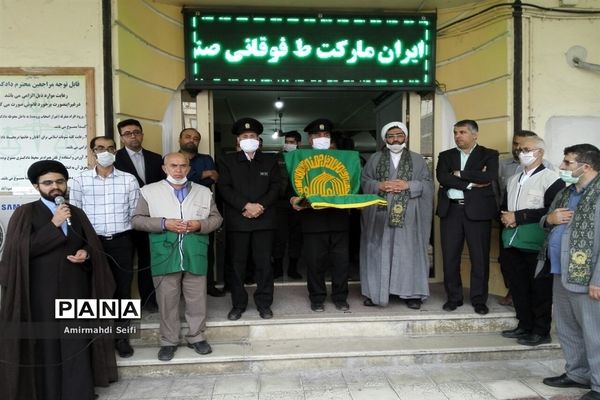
[70,167,140,235]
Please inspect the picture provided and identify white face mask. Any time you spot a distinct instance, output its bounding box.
[96,151,115,167]
[166,175,188,185]
[239,138,260,153]
[283,143,297,152]
[386,143,405,154]
[518,151,538,167]
[312,137,331,150]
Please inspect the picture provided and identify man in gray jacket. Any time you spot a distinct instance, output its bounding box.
[133,152,222,362]
[539,144,600,400]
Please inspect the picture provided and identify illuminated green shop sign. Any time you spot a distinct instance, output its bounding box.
[183,11,436,90]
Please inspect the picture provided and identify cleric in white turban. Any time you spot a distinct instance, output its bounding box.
[359,121,434,308]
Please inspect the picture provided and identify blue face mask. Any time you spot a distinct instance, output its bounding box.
[559,167,583,185]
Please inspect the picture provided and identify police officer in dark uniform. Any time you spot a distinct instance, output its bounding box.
[273,130,303,280]
[290,119,351,312]
[217,118,281,320]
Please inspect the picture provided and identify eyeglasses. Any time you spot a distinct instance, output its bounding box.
[385,133,406,139]
[121,130,143,138]
[38,179,67,186]
[93,146,116,154]
[515,148,540,154]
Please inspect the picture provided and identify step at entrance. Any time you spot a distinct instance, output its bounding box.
[121,283,561,377]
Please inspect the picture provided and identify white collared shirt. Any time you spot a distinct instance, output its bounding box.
[126,147,146,183]
[69,167,140,235]
[390,151,402,169]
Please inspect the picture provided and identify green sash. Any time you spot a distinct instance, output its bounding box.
[555,175,600,285]
[375,148,412,227]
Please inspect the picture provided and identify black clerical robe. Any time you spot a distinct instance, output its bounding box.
[0,200,118,400]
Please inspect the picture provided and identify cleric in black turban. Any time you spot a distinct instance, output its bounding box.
[27,159,69,184]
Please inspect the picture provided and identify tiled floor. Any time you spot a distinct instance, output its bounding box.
[97,358,591,400]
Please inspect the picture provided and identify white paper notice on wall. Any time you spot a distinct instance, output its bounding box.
[0,68,95,192]
[545,116,600,168]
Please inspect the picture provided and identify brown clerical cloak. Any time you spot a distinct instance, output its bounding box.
[0,200,118,400]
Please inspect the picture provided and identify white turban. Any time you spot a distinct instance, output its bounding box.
[381,121,408,140]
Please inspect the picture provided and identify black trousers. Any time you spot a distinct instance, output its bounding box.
[498,229,510,289]
[130,229,156,307]
[302,231,349,304]
[227,230,274,310]
[273,206,303,260]
[100,233,134,329]
[440,203,491,305]
[503,247,553,335]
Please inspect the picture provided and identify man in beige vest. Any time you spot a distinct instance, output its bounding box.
[132,152,222,361]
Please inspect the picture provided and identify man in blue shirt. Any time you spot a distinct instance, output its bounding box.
[179,128,219,187]
[539,144,600,400]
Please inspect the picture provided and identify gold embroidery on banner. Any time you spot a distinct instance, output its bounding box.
[293,154,351,197]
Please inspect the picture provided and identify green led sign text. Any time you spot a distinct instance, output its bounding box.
[184,11,436,90]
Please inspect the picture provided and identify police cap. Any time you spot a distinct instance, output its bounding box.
[282,130,301,142]
[304,118,333,134]
[231,117,263,135]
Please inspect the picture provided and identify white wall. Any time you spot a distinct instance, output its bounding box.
[545,117,600,167]
[523,7,600,155]
[0,0,105,134]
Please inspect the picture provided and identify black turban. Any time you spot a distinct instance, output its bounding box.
[27,160,69,184]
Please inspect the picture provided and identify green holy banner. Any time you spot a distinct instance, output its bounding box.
[283,149,386,209]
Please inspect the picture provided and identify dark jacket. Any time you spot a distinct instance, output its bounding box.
[217,151,281,231]
[187,152,217,188]
[436,144,499,220]
[115,147,165,187]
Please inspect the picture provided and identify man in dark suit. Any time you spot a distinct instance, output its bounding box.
[217,117,280,321]
[114,118,165,312]
[436,119,499,315]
